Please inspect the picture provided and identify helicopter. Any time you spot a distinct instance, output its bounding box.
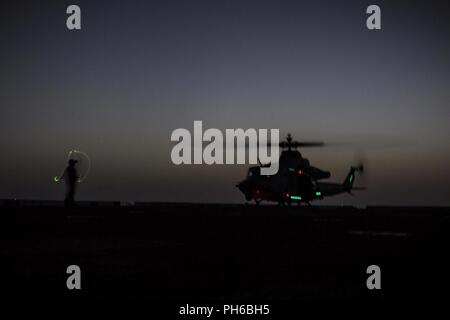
[236,133,364,205]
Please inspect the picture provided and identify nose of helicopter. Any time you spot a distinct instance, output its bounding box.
[236,180,248,192]
[236,181,246,191]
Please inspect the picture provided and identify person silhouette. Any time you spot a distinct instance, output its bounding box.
[60,159,79,207]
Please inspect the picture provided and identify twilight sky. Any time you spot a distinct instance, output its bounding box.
[1,0,449,206]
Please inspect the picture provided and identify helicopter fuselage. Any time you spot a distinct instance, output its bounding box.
[236,135,363,204]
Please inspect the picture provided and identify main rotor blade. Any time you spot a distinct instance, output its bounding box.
[290,141,325,148]
[235,141,326,148]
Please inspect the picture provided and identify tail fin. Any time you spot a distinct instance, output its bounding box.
[343,165,363,189]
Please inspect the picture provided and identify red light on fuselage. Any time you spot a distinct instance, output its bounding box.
[297,170,302,175]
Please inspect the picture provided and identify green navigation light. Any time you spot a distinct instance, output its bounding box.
[290,195,302,200]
